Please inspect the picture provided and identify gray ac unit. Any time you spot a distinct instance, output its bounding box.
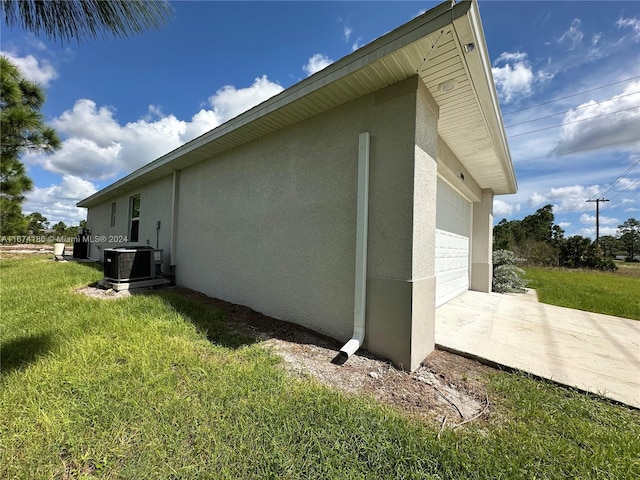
[104,246,162,282]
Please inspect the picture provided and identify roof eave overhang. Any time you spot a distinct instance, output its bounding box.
[451,1,517,194]
[78,0,516,208]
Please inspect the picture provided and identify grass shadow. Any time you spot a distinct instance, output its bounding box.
[153,290,258,350]
[1,333,55,375]
[68,260,248,349]
[70,259,344,355]
[152,287,348,355]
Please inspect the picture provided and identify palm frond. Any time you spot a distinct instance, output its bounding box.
[1,0,174,44]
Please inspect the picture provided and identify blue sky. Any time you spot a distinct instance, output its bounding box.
[1,0,639,238]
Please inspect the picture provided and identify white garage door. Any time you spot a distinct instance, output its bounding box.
[435,178,471,307]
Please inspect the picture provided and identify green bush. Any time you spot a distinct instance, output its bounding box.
[493,249,528,293]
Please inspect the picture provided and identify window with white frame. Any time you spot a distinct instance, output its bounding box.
[130,195,140,242]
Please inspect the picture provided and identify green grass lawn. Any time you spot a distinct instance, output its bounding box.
[2,256,639,479]
[524,266,640,320]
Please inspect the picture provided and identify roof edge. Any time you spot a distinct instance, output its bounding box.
[452,0,517,194]
[78,1,475,208]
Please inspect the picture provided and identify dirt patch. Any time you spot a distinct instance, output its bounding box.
[76,279,160,300]
[76,285,135,300]
[171,288,492,427]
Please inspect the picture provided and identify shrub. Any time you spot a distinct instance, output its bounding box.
[590,257,617,271]
[518,240,559,267]
[558,236,618,271]
[492,249,528,293]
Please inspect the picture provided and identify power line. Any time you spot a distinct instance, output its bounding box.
[608,189,640,211]
[594,158,640,199]
[508,106,640,138]
[514,138,640,164]
[620,189,640,204]
[505,91,640,128]
[607,177,640,203]
[502,76,640,116]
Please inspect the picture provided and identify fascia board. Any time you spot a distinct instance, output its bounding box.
[452,1,517,194]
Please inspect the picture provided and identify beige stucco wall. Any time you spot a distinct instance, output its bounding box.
[86,175,174,271]
[471,188,494,292]
[437,138,481,203]
[364,78,440,370]
[176,78,420,342]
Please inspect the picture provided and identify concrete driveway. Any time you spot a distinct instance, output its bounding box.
[435,289,640,409]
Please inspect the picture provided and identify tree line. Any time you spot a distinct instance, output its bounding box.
[27,212,86,239]
[0,210,86,243]
[493,204,639,269]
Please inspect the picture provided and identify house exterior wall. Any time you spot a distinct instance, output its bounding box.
[364,78,439,370]
[176,77,419,343]
[470,188,494,292]
[86,175,174,271]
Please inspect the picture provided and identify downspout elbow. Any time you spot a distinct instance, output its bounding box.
[338,329,364,361]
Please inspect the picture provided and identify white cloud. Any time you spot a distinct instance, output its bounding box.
[207,75,283,121]
[617,17,640,41]
[24,175,97,225]
[600,226,619,236]
[529,184,601,213]
[592,33,604,46]
[1,51,58,86]
[493,199,520,217]
[491,51,551,103]
[577,225,618,237]
[52,99,126,148]
[495,52,528,63]
[558,18,584,50]
[28,76,284,182]
[617,177,640,191]
[554,80,640,155]
[536,16,639,77]
[344,26,353,42]
[492,62,533,102]
[529,192,548,206]
[182,108,220,141]
[33,136,122,181]
[579,213,618,225]
[303,53,333,76]
[35,99,188,180]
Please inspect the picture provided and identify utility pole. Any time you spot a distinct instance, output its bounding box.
[586,198,609,242]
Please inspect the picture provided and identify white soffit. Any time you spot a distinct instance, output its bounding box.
[78,0,515,208]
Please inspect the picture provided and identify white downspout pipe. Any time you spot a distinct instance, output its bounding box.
[170,169,180,270]
[339,132,370,362]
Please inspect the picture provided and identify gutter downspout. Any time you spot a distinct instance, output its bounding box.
[339,132,370,362]
[170,169,180,271]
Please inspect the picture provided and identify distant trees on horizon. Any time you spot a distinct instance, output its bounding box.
[493,205,638,268]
